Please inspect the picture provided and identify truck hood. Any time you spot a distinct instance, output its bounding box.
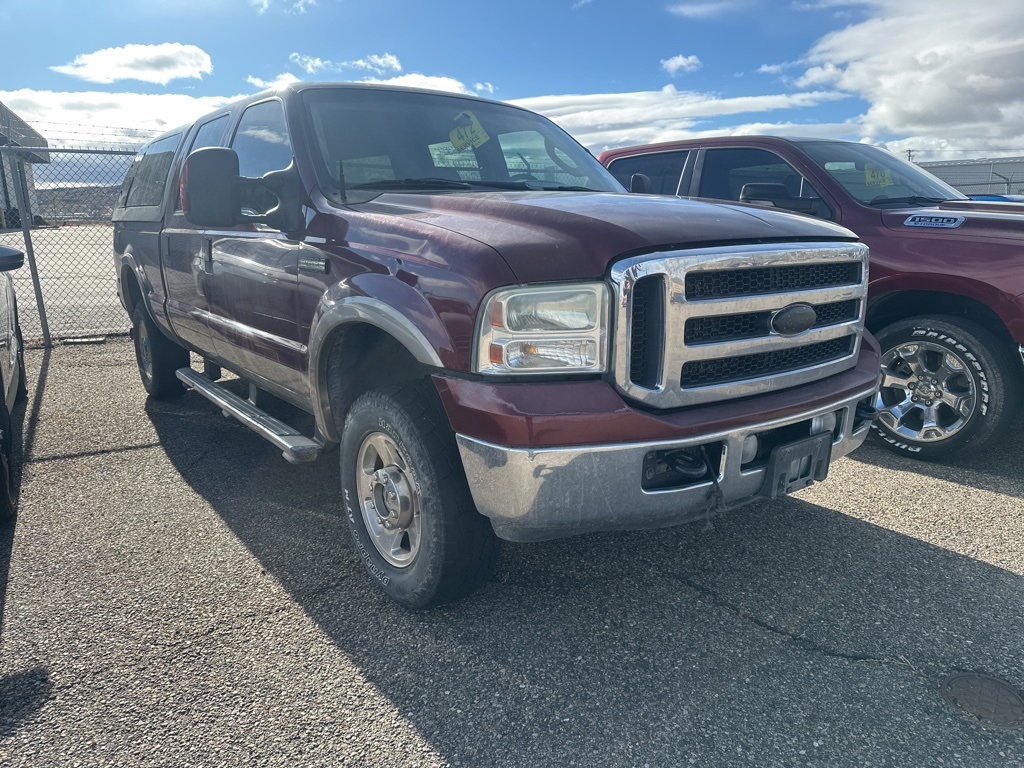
[355,191,856,281]
[881,199,1024,242]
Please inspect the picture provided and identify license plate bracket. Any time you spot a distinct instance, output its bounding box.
[761,431,833,498]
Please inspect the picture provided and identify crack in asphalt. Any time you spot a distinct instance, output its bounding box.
[665,571,928,669]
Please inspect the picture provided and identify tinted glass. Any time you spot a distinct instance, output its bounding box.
[697,147,831,218]
[231,100,293,178]
[607,151,688,194]
[799,141,966,206]
[302,88,624,200]
[191,115,230,152]
[122,133,182,208]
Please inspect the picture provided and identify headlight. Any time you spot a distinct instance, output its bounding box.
[475,282,610,374]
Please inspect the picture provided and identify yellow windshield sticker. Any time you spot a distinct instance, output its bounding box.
[865,164,894,187]
[450,111,490,152]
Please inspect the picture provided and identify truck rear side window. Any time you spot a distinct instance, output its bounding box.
[607,151,688,195]
[119,133,182,208]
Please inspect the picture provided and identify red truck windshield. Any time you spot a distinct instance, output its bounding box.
[799,141,966,207]
[301,87,623,200]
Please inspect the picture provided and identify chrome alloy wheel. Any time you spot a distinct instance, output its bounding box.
[357,432,421,567]
[136,320,154,381]
[875,340,977,443]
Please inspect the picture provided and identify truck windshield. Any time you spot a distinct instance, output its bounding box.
[301,87,624,201]
[799,141,967,207]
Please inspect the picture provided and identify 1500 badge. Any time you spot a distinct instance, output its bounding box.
[903,214,965,229]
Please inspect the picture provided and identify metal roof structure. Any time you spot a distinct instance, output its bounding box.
[919,156,1024,195]
[0,101,49,163]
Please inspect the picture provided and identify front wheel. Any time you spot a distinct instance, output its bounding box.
[339,381,499,608]
[872,316,1022,459]
[131,303,188,399]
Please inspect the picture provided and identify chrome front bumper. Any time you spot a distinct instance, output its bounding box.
[456,384,878,542]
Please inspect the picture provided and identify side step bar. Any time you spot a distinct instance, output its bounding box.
[176,367,323,464]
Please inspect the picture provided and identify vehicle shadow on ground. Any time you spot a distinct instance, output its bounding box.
[848,416,1024,500]
[0,349,52,736]
[146,393,1024,767]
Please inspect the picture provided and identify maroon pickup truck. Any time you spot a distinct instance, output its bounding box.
[113,85,879,606]
[601,137,1024,459]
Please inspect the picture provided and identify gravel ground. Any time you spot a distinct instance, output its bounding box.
[1,339,1022,767]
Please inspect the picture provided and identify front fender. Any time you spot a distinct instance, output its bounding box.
[308,286,448,443]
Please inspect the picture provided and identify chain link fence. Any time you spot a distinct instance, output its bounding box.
[0,146,136,345]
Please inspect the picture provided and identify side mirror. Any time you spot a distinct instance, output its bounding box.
[0,246,25,272]
[182,148,303,234]
[630,173,654,194]
[257,162,302,234]
[182,147,240,228]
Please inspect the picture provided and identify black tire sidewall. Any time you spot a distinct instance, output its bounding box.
[872,317,1017,457]
[0,400,16,520]
[131,303,186,398]
[339,390,450,608]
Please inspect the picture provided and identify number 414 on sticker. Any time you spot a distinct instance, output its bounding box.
[450,111,490,152]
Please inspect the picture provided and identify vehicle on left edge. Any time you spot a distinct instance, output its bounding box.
[0,245,28,520]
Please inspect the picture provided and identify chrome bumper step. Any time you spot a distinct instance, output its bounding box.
[176,367,323,464]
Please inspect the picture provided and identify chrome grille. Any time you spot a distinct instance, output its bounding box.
[685,262,862,299]
[684,299,860,345]
[611,242,869,408]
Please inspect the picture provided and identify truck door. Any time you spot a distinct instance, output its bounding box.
[203,99,304,392]
[163,114,232,354]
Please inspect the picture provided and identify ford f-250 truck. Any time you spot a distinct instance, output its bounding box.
[601,137,1024,459]
[113,84,880,607]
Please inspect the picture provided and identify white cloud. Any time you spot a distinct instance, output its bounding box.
[794,0,1024,148]
[246,73,302,89]
[572,0,594,7]
[51,43,212,86]
[361,74,476,95]
[668,1,744,18]
[661,54,702,76]
[0,88,240,147]
[287,51,402,75]
[514,85,847,150]
[250,0,315,13]
[474,82,495,94]
[348,53,402,74]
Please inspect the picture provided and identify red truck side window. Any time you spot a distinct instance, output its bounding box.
[607,151,688,195]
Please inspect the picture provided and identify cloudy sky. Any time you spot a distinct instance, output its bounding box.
[2,0,1023,160]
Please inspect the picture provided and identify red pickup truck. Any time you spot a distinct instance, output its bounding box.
[113,86,880,606]
[601,137,1024,459]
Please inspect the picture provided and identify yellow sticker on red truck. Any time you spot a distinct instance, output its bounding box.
[865,164,894,187]
[450,111,490,151]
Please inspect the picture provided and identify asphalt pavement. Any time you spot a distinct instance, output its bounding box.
[0,339,1022,767]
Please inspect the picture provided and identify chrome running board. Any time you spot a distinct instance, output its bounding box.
[176,367,323,464]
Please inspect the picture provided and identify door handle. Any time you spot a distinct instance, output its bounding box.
[202,239,213,273]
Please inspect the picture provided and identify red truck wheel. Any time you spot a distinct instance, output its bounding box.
[872,315,1021,458]
[338,380,500,608]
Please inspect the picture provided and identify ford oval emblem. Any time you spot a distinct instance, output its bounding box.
[771,304,817,336]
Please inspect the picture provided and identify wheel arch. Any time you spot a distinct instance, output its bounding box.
[866,290,1015,346]
[309,298,445,443]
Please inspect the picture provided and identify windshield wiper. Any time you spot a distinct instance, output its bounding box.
[867,195,950,208]
[346,177,474,191]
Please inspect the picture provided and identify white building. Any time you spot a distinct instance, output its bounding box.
[0,101,48,229]
[919,156,1024,197]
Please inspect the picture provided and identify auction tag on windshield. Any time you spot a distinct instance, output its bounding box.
[450,111,490,152]
[865,164,894,187]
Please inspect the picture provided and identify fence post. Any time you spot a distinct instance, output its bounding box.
[10,155,51,347]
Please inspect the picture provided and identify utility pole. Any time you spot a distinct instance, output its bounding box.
[906,149,915,162]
